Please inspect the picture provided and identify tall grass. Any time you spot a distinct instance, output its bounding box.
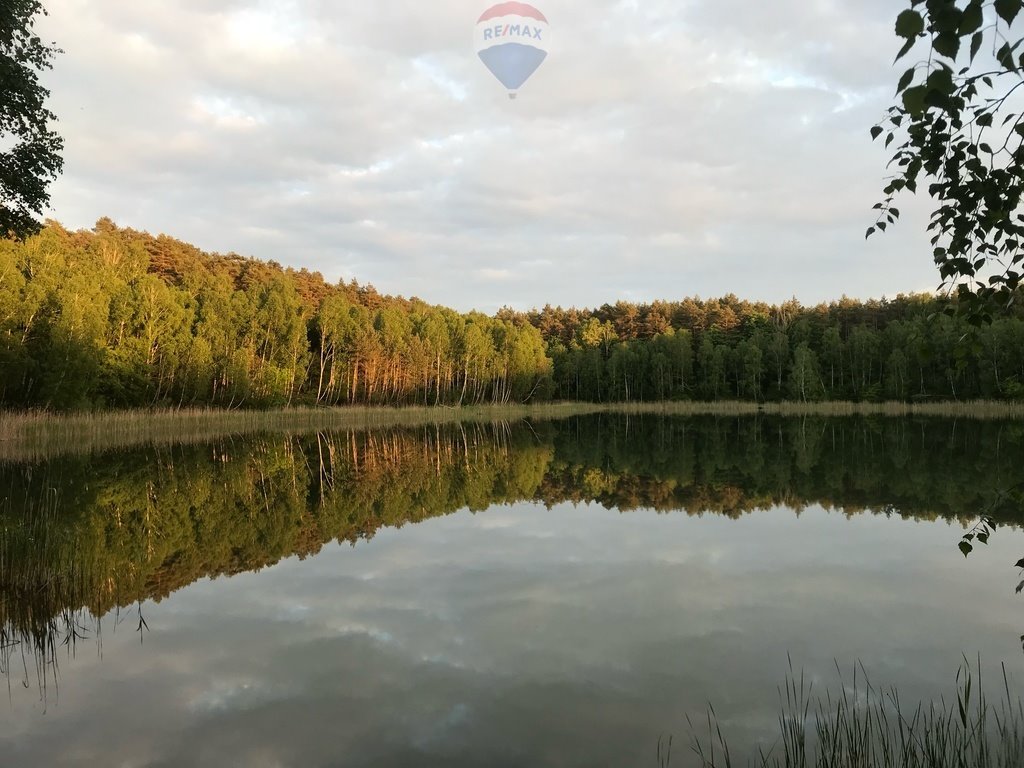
[686,660,1024,768]
[0,403,601,462]
[2,400,1023,462]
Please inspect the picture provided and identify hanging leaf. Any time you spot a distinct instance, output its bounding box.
[970,31,984,62]
[895,36,918,62]
[927,67,954,95]
[903,85,928,116]
[995,0,1022,25]
[896,9,925,38]
[897,67,916,93]
[934,32,961,59]
[960,2,984,34]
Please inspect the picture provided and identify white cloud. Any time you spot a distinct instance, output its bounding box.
[37,0,936,312]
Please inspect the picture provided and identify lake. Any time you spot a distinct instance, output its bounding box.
[2,414,1024,766]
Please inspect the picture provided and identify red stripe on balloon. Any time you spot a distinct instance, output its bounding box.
[477,2,548,23]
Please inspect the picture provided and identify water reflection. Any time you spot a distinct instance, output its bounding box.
[1,414,1024,764]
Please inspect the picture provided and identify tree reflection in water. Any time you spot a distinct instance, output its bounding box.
[2,414,1023,699]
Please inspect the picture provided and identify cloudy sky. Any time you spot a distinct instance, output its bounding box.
[36,0,937,313]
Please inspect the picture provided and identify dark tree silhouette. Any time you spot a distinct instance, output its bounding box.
[0,0,63,239]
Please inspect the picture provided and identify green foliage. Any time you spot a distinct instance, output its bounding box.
[872,0,1024,321]
[528,295,1024,403]
[7,223,1024,411]
[0,1,64,239]
[788,343,823,401]
[0,221,554,409]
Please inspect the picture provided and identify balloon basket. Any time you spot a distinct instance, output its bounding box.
[509,92,517,100]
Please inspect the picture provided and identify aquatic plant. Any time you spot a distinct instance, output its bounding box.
[686,660,1024,768]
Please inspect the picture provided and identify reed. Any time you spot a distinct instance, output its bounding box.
[2,400,1023,462]
[686,659,1024,768]
[0,403,601,463]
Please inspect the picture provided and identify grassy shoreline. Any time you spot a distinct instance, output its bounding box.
[2,400,1023,462]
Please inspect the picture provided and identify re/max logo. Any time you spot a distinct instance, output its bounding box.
[482,24,543,41]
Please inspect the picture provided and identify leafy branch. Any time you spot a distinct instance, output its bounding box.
[872,0,1024,324]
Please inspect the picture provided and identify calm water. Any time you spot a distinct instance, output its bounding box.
[2,415,1024,766]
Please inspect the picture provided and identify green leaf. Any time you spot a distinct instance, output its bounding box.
[934,32,961,59]
[995,0,1022,25]
[970,31,984,63]
[897,67,916,93]
[871,125,884,139]
[959,541,974,557]
[903,85,928,116]
[961,2,984,34]
[927,67,954,95]
[978,112,993,127]
[895,36,917,62]
[895,9,925,39]
[997,42,1017,69]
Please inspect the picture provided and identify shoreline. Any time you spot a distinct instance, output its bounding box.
[2,399,1023,462]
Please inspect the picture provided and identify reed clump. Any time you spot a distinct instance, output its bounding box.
[685,660,1024,768]
[0,403,602,463]
[2,400,1024,462]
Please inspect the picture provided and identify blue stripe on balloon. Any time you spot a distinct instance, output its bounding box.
[478,43,547,91]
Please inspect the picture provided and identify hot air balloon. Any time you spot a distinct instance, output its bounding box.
[474,2,549,99]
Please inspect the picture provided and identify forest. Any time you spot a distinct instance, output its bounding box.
[3,221,1024,410]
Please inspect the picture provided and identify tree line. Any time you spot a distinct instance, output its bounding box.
[0,221,551,409]
[4,221,1024,410]
[514,295,1024,403]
